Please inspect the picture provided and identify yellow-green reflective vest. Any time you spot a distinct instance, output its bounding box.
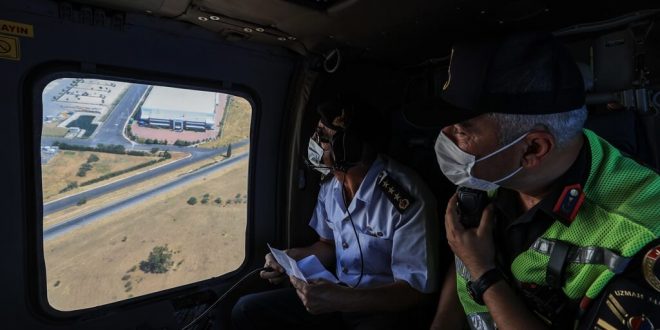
[455,129,660,329]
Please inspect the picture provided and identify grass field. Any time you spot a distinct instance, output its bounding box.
[42,124,69,138]
[199,96,252,149]
[41,150,185,201]
[44,158,248,311]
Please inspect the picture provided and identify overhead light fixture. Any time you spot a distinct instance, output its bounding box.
[255,28,265,32]
[243,27,253,33]
[277,37,287,41]
[197,16,208,21]
[210,16,220,21]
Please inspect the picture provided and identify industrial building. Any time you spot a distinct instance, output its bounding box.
[138,86,218,131]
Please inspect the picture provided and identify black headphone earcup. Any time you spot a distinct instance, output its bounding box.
[331,129,362,170]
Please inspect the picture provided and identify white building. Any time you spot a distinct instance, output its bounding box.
[139,86,218,131]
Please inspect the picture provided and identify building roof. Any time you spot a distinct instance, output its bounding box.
[142,86,217,115]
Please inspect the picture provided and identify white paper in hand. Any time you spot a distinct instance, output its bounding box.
[297,255,340,283]
[267,244,307,282]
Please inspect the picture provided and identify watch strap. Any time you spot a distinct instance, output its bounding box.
[467,268,502,305]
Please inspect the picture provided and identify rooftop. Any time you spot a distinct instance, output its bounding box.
[142,86,217,115]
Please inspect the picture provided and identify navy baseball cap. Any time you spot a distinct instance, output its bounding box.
[403,32,586,129]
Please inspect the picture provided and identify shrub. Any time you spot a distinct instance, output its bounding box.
[59,181,78,193]
[77,198,87,206]
[87,154,99,163]
[139,245,174,274]
[187,197,197,205]
[214,197,222,204]
[121,274,130,281]
[77,162,93,177]
[150,148,159,154]
[53,280,60,287]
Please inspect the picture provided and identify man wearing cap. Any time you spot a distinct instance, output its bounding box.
[232,100,439,329]
[405,32,660,329]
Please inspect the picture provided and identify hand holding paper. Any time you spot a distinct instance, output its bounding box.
[267,244,339,283]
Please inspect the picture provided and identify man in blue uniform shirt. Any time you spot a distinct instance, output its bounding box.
[232,100,439,329]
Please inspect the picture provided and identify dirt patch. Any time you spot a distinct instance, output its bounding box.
[44,159,248,311]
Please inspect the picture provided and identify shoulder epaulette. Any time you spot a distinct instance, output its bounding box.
[376,170,415,213]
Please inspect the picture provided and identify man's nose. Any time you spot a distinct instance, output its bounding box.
[441,126,458,144]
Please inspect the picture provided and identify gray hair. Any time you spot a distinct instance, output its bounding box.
[487,106,588,149]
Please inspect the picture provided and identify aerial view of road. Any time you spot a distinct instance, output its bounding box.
[90,84,149,146]
[44,151,249,240]
[42,80,249,215]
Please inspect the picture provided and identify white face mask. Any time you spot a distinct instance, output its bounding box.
[434,131,528,191]
[307,138,332,176]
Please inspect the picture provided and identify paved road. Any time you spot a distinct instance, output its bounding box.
[44,152,249,241]
[89,84,149,146]
[43,139,248,215]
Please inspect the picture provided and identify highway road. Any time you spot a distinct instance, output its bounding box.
[43,139,248,215]
[44,152,249,240]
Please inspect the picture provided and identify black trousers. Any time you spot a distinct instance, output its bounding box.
[231,288,427,330]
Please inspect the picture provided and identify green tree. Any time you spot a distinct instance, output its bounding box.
[150,147,159,154]
[139,245,174,274]
[87,154,99,163]
[187,197,197,205]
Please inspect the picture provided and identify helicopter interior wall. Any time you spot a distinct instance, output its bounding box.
[0,1,300,328]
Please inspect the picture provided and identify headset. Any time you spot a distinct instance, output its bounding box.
[308,100,367,288]
[317,101,366,173]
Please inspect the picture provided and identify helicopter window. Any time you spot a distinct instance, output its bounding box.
[40,77,251,311]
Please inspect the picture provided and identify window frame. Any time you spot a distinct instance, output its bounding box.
[26,63,260,318]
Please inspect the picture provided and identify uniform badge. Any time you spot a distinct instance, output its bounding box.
[601,293,655,330]
[552,184,585,223]
[376,171,415,214]
[642,245,660,293]
[580,277,659,330]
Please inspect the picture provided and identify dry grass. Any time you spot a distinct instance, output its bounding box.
[41,150,187,202]
[199,96,252,149]
[44,159,248,311]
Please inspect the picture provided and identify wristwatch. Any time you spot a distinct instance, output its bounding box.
[467,268,502,305]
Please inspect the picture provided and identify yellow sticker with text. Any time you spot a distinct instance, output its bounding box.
[0,19,34,38]
[0,35,20,61]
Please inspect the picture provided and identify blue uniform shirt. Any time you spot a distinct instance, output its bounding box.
[309,155,439,293]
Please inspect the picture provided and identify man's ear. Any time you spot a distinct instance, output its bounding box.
[521,131,555,169]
